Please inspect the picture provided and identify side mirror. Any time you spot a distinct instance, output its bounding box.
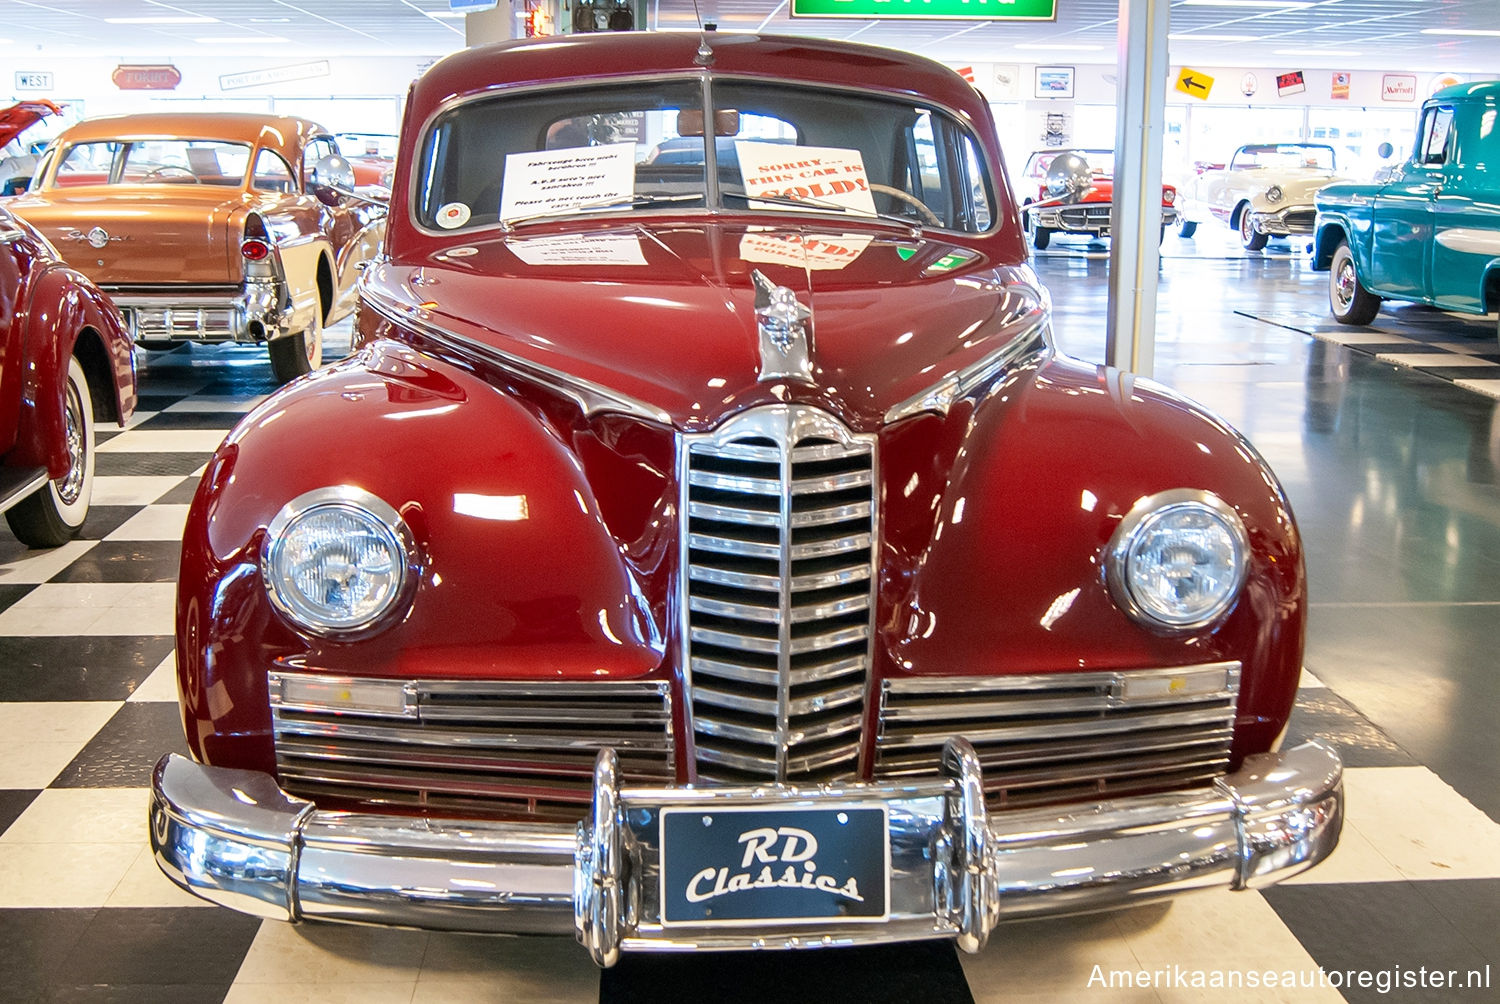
[1376,142,1395,160]
[1045,152,1093,202]
[3,175,32,195]
[309,154,356,205]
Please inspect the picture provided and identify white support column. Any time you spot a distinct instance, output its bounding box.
[465,3,520,44]
[1106,0,1172,377]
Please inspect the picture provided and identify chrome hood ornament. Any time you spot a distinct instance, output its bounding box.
[751,269,814,382]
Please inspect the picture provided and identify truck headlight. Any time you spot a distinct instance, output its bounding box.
[262,486,418,636]
[1106,490,1249,631]
[1265,185,1284,204]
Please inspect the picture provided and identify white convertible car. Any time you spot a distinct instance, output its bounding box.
[1179,143,1349,250]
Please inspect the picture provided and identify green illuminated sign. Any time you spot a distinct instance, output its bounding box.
[791,0,1056,21]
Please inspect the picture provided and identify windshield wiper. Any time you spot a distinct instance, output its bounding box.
[721,190,922,234]
[501,192,701,231]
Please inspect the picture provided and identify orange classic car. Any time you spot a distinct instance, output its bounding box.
[10,113,386,383]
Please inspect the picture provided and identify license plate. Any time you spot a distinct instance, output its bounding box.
[659,805,890,926]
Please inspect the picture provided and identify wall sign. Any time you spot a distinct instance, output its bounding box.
[1240,73,1259,98]
[14,71,53,91]
[219,60,331,91]
[1381,74,1417,102]
[1175,67,1214,100]
[1276,70,1305,97]
[792,0,1056,20]
[1034,65,1075,99]
[112,65,181,91]
[1331,71,1351,100]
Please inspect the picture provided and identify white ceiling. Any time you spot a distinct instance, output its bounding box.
[4,0,1497,72]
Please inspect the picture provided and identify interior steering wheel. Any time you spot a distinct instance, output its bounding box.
[868,183,942,226]
[142,165,197,182]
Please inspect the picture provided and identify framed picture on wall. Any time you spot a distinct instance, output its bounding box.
[1035,65,1075,99]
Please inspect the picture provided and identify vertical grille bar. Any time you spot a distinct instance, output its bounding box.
[681,406,877,784]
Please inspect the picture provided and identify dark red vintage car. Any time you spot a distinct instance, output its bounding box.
[150,32,1341,963]
[0,204,135,546]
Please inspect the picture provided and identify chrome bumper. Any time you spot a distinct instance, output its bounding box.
[150,739,1342,965]
[1249,205,1317,236]
[1032,205,1180,234]
[113,277,287,344]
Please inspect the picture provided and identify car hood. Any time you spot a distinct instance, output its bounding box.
[8,184,246,285]
[364,220,1045,431]
[0,101,58,150]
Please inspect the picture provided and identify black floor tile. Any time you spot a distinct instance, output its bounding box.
[62,907,260,987]
[76,506,143,541]
[1415,366,1500,381]
[1283,689,1416,768]
[131,412,243,432]
[94,429,121,444]
[1410,879,1500,966]
[1264,882,1496,1003]
[0,788,40,835]
[154,476,205,506]
[0,583,33,613]
[49,541,183,584]
[44,984,230,1003]
[51,702,189,788]
[0,908,98,998]
[133,395,186,413]
[0,636,174,703]
[601,941,973,1004]
[94,454,210,478]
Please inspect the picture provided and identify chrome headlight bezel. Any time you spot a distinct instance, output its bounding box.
[261,485,420,639]
[1265,185,1284,204]
[1105,489,1250,632]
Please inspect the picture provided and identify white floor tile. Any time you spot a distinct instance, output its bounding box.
[96,428,230,453]
[0,701,118,788]
[225,983,417,1004]
[1376,353,1500,369]
[0,540,99,586]
[0,840,141,907]
[1280,811,1405,885]
[105,844,213,909]
[1339,765,1500,881]
[962,911,1143,997]
[1312,330,1422,346]
[164,394,269,414]
[1454,378,1500,400]
[104,504,191,542]
[1298,666,1326,689]
[418,933,599,998]
[90,475,185,506]
[0,582,175,636]
[1112,891,1327,973]
[121,410,159,430]
[234,922,428,985]
[128,652,179,703]
[0,787,147,844]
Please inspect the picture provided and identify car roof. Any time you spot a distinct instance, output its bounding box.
[54,112,328,166]
[1430,80,1500,104]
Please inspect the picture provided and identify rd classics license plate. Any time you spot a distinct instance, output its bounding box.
[659,805,890,926]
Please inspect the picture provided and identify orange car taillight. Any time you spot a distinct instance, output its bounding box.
[241,238,271,261]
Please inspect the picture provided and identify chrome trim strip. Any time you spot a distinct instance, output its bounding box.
[149,740,1343,957]
[882,310,1051,423]
[361,279,671,425]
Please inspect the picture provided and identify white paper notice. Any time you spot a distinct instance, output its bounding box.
[735,142,878,216]
[499,142,636,223]
[738,231,873,271]
[508,233,648,267]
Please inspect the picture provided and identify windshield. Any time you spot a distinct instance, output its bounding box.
[1230,144,1336,171]
[49,139,252,188]
[1026,150,1114,179]
[415,78,995,233]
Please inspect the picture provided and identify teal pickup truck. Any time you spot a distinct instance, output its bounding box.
[1313,81,1500,346]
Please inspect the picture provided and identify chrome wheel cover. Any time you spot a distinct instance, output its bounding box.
[1334,258,1357,310]
[57,378,86,506]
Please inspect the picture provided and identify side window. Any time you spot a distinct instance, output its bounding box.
[302,137,338,186]
[963,137,993,231]
[1420,107,1454,166]
[252,149,296,193]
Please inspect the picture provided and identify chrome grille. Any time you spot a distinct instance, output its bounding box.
[876,663,1240,808]
[271,674,673,820]
[1058,205,1112,228]
[681,406,877,784]
[1283,210,1316,232]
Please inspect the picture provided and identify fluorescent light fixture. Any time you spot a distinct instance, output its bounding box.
[195,35,290,43]
[1180,0,1313,7]
[1273,48,1362,56]
[1421,28,1500,38]
[1168,33,1255,41]
[105,15,218,23]
[1014,43,1104,51]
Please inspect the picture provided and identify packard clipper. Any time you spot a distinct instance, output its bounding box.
[150,33,1342,963]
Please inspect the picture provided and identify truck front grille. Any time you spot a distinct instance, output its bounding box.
[270,675,673,820]
[681,406,878,784]
[875,663,1241,808]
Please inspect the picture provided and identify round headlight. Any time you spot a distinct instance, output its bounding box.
[262,486,416,636]
[1265,185,1284,204]
[1106,490,1249,631]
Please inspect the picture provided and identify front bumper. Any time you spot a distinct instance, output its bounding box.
[1248,205,1317,237]
[1031,203,1181,236]
[113,277,288,345]
[149,739,1342,965]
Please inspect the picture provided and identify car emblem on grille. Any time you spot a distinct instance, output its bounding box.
[751,269,813,382]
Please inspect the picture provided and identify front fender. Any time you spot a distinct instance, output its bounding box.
[176,340,665,771]
[879,354,1304,764]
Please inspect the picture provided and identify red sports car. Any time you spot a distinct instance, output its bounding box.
[150,32,1341,964]
[1018,148,1179,248]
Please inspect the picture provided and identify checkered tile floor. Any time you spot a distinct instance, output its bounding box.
[2,311,1498,1002]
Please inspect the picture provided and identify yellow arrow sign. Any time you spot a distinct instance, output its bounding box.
[1176,67,1215,100]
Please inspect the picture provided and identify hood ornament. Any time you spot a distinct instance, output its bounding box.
[751,269,813,382]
